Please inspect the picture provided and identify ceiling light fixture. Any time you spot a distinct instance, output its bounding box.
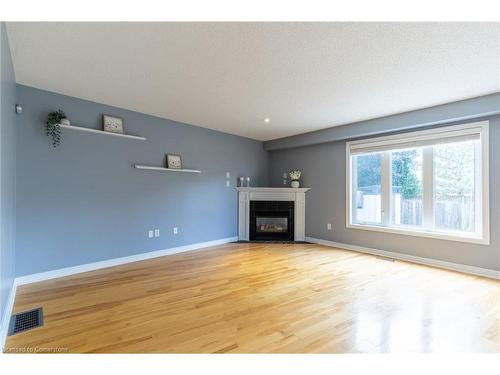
[264,117,270,123]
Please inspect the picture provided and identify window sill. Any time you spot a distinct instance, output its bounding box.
[346,223,490,245]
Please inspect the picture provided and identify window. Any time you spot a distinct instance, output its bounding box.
[391,148,423,227]
[346,121,489,244]
[353,153,382,224]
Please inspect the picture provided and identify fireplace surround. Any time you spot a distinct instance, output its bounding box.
[250,201,294,241]
[236,187,310,242]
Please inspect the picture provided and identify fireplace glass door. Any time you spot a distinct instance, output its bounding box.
[256,216,288,234]
[249,201,294,241]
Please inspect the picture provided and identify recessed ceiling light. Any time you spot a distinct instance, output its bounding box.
[264,117,270,123]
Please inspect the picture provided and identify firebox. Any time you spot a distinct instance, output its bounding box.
[249,201,294,241]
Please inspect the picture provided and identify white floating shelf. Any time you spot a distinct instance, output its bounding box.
[134,164,201,174]
[60,124,146,141]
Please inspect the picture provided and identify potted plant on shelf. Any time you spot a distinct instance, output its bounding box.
[46,110,70,147]
[289,170,302,188]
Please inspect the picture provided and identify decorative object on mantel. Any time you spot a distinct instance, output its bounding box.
[238,176,251,187]
[289,170,302,188]
[166,154,182,169]
[46,109,67,147]
[103,115,125,134]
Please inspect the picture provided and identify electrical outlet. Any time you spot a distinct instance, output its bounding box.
[283,179,287,185]
[327,223,332,230]
[173,227,178,235]
[226,172,230,179]
[148,230,154,238]
[154,229,160,237]
[226,180,230,187]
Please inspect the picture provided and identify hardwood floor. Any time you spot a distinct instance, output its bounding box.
[5,243,500,353]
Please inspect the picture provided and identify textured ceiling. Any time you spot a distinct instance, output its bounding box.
[6,22,500,140]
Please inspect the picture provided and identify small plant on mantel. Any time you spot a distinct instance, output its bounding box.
[46,110,66,147]
[289,170,302,188]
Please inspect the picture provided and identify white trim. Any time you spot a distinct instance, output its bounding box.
[381,152,391,225]
[345,147,352,232]
[422,146,434,230]
[346,120,490,245]
[15,237,237,286]
[238,191,249,241]
[1,280,18,353]
[60,124,146,140]
[236,187,311,192]
[480,123,490,246]
[305,237,500,280]
[294,192,306,241]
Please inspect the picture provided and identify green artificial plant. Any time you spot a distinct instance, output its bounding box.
[46,110,66,147]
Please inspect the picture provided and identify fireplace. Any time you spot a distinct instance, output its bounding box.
[237,187,310,242]
[250,201,294,241]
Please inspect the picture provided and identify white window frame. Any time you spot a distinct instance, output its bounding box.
[346,121,490,245]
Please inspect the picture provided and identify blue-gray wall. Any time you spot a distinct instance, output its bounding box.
[268,114,500,271]
[0,23,17,328]
[15,85,268,276]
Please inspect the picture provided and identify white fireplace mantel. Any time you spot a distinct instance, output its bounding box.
[236,187,311,241]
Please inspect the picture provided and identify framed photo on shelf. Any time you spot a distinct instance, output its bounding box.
[166,154,182,169]
[103,115,124,134]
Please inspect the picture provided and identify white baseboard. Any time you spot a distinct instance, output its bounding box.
[1,279,18,353]
[15,236,238,286]
[306,237,500,280]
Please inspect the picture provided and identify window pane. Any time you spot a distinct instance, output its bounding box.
[353,153,382,224]
[391,148,423,226]
[434,141,476,233]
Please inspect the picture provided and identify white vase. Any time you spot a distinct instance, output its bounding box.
[291,180,300,188]
[59,118,71,126]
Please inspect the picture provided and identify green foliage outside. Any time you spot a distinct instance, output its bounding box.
[391,150,421,199]
[356,154,381,188]
[434,142,474,197]
[357,150,422,200]
[357,141,475,200]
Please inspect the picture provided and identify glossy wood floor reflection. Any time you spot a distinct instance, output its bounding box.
[5,243,500,353]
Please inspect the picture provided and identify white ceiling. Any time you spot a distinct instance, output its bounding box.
[6,22,500,141]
